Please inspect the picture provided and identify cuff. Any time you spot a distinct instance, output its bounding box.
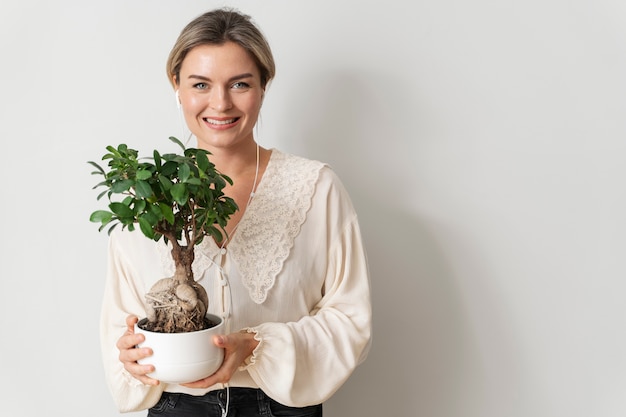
[237,327,262,371]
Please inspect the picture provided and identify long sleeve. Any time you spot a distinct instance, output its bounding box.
[243,166,372,407]
[99,231,165,412]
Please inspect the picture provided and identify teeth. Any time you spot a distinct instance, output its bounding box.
[206,118,236,125]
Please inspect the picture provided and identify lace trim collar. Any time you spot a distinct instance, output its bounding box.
[158,150,324,304]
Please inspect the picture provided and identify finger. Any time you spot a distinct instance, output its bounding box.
[181,333,253,389]
[120,348,159,387]
[184,359,240,388]
[126,363,160,386]
[181,370,227,389]
[181,352,235,388]
[213,334,227,348]
[181,377,211,389]
[120,345,153,363]
[125,360,155,375]
[116,332,145,351]
[134,375,160,386]
[125,315,139,332]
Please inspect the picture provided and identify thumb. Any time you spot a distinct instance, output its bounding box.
[126,315,138,332]
[213,334,227,347]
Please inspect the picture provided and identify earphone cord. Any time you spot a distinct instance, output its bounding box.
[205,258,233,417]
[218,143,259,417]
[207,258,233,417]
[176,97,193,146]
[222,384,230,417]
[177,91,261,417]
[219,143,260,248]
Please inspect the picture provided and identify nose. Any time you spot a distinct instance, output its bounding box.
[209,87,232,112]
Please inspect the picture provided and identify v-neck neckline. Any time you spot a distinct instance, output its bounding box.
[210,148,276,251]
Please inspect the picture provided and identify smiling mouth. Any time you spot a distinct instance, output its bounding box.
[204,117,239,125]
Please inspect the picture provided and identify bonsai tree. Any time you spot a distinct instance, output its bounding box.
[89,137,238,333]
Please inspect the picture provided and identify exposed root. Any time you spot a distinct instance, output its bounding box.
[139,277,211,333]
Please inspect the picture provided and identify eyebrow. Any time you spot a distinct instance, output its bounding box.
[187,73,254,83]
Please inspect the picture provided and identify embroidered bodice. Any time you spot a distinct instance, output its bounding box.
[158,149,324,303]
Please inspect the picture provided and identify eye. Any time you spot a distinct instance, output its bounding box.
[232,81,250,90]
[193,82,208,90]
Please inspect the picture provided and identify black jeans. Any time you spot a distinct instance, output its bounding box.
[147,387,323,417]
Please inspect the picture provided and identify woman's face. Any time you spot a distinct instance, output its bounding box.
[176,42,264,151]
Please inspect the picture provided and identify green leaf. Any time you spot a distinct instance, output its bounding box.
[105,223,119,235]
[134,199,146,214]
[109,202,134,218]
[159,203,175,224]
[208,227,224,243]
[90,210,113,224]
[136,169,152,180]
[157,174,173,191]
[185,178,202,185]
[170,183,188,205]
[179,163,191,182]
[87,161,105,174]
[92,180,110,190]
[96,189,109,200]
[196,150,209,172]
[161,161,178,176]
[111,179,134,193]
[153,150,162,170]
[148,203,162,219]
[134,180,153,198]
[169,136,185,151]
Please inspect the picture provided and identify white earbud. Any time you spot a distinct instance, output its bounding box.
[175,90,181,109]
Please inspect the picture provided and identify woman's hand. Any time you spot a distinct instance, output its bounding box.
[116,315,160,386]
[182,331,259,388]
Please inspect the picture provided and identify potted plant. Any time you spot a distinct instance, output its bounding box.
[89,136,238,383]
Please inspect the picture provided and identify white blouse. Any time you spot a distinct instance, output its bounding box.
[100,149,372,412]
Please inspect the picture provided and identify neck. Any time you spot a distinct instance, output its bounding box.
[202,141,260,178]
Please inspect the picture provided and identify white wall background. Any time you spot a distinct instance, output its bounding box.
[1,1,624,416]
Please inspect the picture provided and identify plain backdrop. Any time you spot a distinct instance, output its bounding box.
[1,1,625,416]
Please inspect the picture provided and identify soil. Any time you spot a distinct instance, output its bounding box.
[138,316,219,333]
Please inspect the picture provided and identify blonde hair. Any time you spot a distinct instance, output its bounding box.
[166,8,276,89]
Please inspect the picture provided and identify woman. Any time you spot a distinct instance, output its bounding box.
[100,7,372,416]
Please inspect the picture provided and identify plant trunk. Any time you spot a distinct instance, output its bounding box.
[172,244,195,283]
[141,245,211,333]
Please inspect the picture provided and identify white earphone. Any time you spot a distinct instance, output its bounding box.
[175,90,181,109]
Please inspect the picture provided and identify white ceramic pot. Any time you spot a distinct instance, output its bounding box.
[134,313,225,384]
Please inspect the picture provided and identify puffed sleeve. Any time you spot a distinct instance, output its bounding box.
[99,231,165,412]
[244,172,372,407]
